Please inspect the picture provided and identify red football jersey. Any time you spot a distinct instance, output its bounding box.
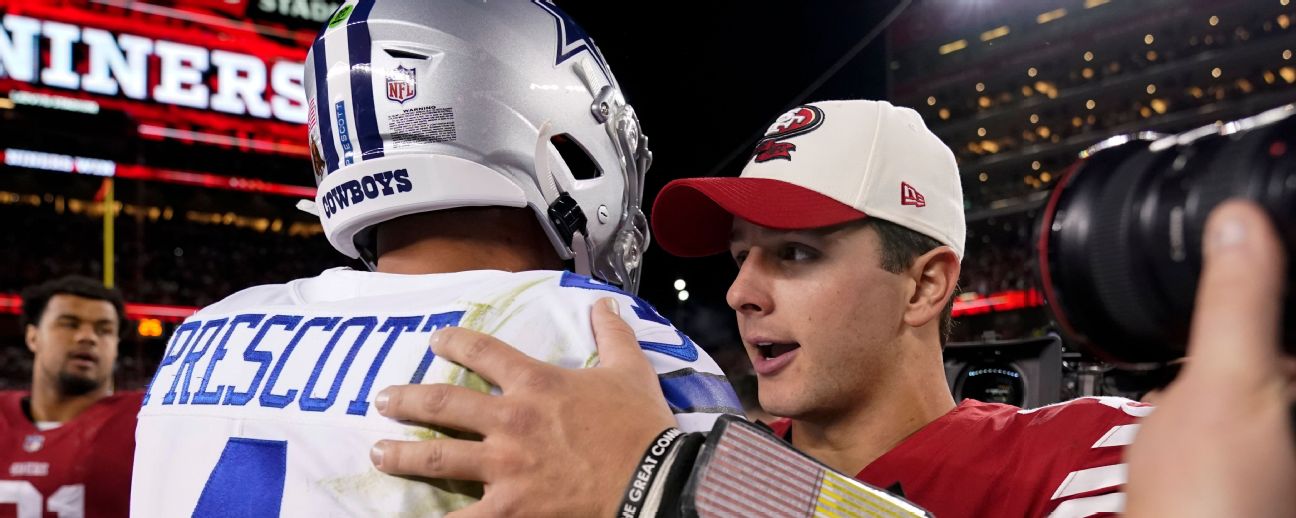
[0,391,142,518]
[772,397,1148,518]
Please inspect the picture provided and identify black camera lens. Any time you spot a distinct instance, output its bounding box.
[1038,106,1296,365]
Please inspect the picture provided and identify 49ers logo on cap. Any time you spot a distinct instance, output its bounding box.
[751,105,824,163]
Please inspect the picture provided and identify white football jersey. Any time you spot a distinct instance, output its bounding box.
[131,268,741,517]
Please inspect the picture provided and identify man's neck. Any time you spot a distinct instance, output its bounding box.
[27,378,110,424]
[789,344,955,476]
[374,208,565,275]
[375,237,560,274]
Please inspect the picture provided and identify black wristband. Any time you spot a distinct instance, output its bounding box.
[618,427,684,518]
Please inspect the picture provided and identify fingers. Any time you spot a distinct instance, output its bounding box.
[431,327,550,390]
[371,437,488,481]
[377,383,497,433]
[1186,200,1288,381]
[590,298,651,369]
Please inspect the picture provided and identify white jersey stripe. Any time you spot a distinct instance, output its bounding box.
[1050,463,1128,500]
[1046,492,1126,518]
[1091,424,1139,449]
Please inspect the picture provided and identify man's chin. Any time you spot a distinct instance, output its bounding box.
[56,371,105,396]
[758,386,807,419]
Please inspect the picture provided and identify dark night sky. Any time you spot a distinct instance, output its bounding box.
[557,1,904,322]
[554,2,902,319]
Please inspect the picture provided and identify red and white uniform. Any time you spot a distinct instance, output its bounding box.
[0,391,142,518]
[773,397,1149,518]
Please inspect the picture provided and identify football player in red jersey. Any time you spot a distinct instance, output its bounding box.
[370,100,1141,517]
[0,276,141,518]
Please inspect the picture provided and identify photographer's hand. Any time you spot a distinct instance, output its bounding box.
[1126,201,1295,518]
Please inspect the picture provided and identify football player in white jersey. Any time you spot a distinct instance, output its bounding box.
[129,1,742,516]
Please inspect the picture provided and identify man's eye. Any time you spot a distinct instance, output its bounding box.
[732,250,749,266]
[778,244,819,262]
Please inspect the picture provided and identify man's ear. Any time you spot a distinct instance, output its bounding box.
[902,246,960,329]
[26,324,39,355]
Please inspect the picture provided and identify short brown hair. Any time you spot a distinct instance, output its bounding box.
[862,218,958,346]
[21,276,127,336]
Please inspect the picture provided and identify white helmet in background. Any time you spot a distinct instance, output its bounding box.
[301,0,652,292]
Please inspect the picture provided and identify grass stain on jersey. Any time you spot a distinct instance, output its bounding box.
[445,276,550,393]
[396,275,555,505]
[318,468,477,517]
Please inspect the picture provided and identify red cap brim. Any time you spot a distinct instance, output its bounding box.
[651,177,868,257]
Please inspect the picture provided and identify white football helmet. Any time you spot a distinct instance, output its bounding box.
[301,0,652,292]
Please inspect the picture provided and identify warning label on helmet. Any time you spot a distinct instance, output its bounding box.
[388,106,457,148]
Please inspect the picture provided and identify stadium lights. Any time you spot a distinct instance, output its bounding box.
[138,318,164,338]
[1036,8,1066,24]
[678,290,690,302]
[980,26,1009,42]
[674,279,687,291]
[137,125,309,157]
[0,148,315,198]
[938,39,968,55]
[1083,0,1109,9]
[9,90,99,114]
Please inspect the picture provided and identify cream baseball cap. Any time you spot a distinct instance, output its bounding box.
[652,99,965,260]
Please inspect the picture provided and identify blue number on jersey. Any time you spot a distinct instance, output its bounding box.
[558,272,698,362]
[193,438,288,517]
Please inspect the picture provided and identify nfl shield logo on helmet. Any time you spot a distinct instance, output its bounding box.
[22,434,43,452]
[386,66,417,104]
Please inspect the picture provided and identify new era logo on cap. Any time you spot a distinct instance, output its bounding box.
[901,182,926,207]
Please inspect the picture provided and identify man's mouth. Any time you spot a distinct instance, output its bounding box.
[68,352,98,365]
[756,342,801,360]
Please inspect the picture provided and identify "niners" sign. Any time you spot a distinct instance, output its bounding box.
[0,13,306,124]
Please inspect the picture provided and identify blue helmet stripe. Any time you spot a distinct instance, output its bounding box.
[347,0,384,162]
[312,38,340,174]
